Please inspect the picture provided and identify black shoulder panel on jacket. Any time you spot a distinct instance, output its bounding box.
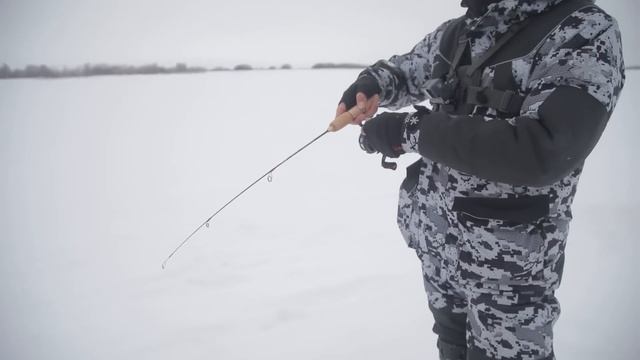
[536,85,610,181]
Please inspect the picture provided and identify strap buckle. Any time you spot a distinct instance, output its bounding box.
[466,86,487,105]
[499,90,516,112]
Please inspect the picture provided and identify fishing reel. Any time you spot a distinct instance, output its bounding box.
[359,131,398,171]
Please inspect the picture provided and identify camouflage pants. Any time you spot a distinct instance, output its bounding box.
[419,244,564,360]
[398,161,571,360]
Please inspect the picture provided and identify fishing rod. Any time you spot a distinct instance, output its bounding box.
[161,105,367,269]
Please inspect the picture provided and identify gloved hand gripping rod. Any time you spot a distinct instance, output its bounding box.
[161,107,362,269]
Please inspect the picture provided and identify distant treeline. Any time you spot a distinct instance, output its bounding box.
[0,62,371,79]
[0,63,208,79]
[1,62,636,80]
[212,64,293,71]
[216,63,367,71]
[311,63,368,69]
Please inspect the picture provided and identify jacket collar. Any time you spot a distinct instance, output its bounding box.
[467,0,567,30]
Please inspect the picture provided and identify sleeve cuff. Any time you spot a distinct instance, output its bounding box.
[363,60,400,108]
[401,112,421,153]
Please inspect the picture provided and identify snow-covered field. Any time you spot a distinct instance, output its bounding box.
[1,70,638,360]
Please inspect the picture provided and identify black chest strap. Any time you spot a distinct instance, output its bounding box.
[455,19,532,114]
[439,0,596,116]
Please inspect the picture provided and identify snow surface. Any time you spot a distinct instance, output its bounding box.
[0,70,638,360]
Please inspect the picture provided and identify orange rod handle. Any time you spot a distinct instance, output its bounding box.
[327,106,362,132]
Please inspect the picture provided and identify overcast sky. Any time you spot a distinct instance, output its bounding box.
[1,0,638,68]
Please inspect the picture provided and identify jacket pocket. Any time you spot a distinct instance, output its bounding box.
[452,195,551,287]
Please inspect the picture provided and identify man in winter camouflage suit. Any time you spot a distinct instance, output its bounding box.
[336,0,625,359]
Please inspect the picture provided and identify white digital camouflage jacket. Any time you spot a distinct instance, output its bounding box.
[363,0,625,293]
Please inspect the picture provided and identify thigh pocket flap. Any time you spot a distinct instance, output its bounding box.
[452,195,550,224]
[452,195,551,286]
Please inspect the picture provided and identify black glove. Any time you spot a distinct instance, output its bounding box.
[339,74,381,109]
[360,112,408,158]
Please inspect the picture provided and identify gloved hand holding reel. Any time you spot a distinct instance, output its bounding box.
[334,73,414,171]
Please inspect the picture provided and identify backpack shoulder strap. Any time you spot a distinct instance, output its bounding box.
[463,0,598,115]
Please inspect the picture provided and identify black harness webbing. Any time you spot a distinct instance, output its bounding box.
[442,0,595,116]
